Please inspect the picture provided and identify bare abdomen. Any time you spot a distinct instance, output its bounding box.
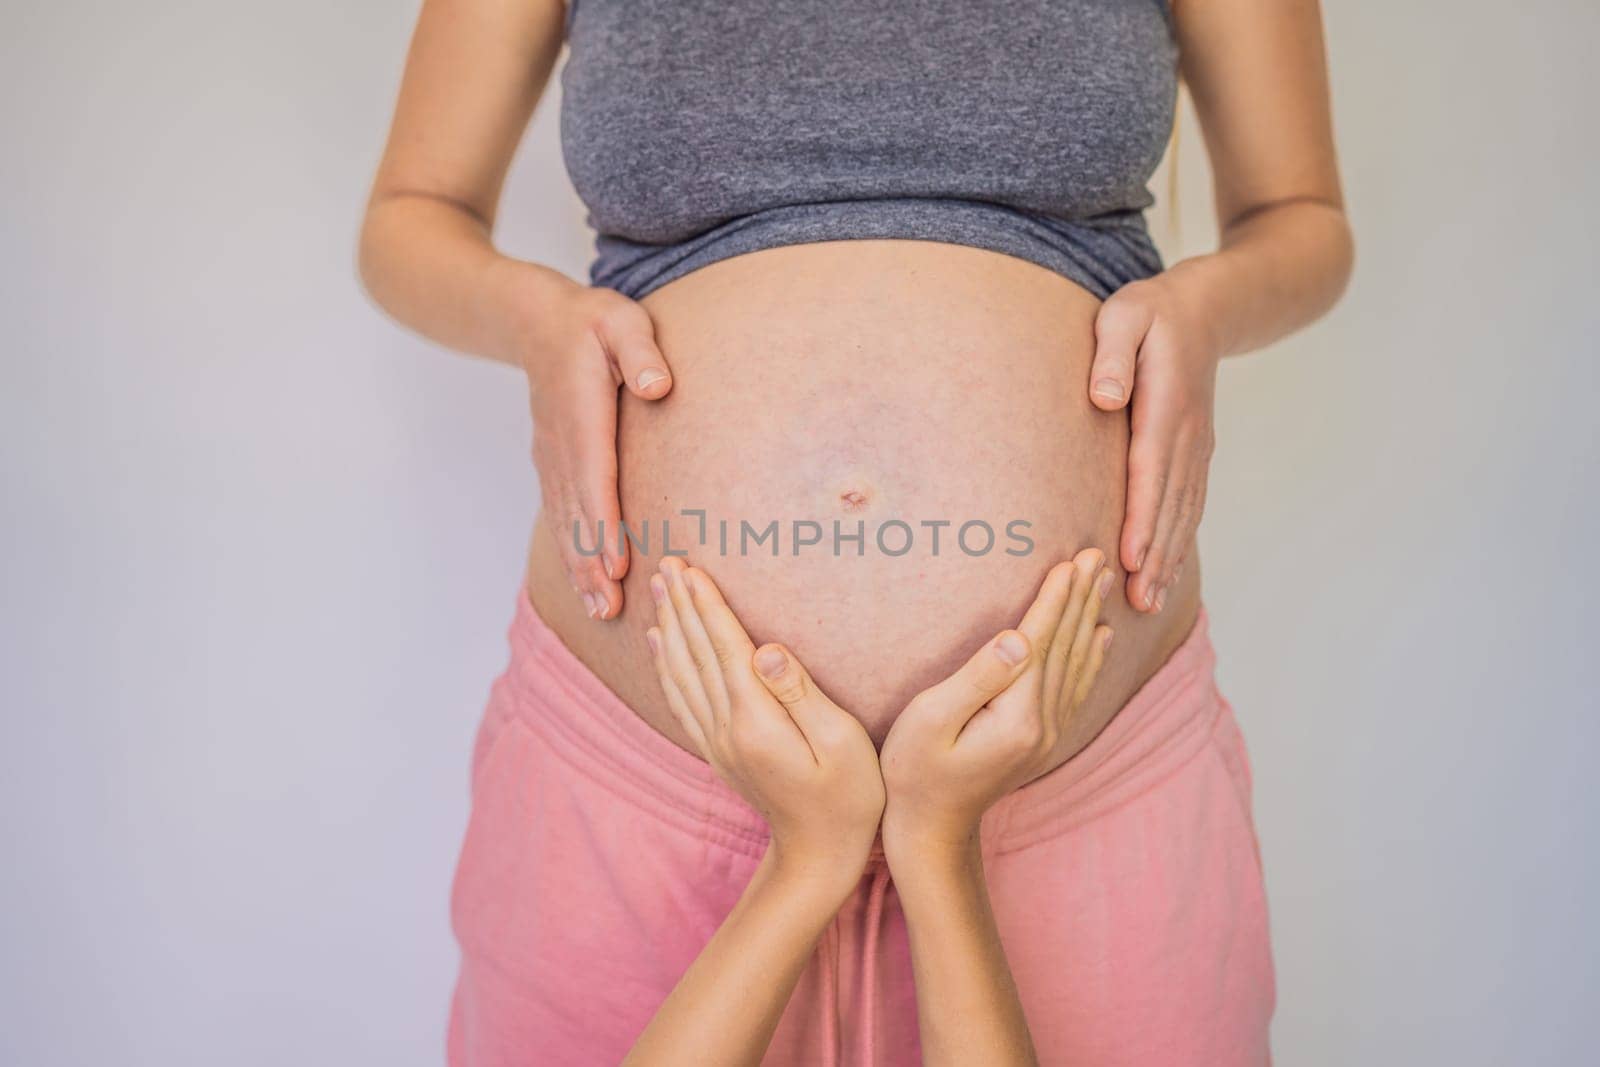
[527,241,1199,750]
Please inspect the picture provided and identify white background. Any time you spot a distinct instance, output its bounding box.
[3,2,1596,1063]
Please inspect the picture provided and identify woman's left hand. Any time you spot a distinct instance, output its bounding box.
[1086,269,1223,615]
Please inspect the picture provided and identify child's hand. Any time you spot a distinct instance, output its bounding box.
[879,549,1114,865]
[648,557,885,896]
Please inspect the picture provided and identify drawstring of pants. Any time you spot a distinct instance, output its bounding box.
[817,863,893,1067]
[819,921,841,1067]
[857,865,891,1067]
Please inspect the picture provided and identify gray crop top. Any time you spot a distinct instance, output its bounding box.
[559,0,1178,301]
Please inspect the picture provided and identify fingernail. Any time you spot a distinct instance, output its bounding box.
[1143,586,1155,609]
[1154,587,1167,613]
[1092,378,1126,403]
[755,647,787,678]
[1135,547,1148,571]
[1096,570,1115,599]
[584,593,601,618]
[995,632,1028,665]
[649,576,665,603]
[1103,629,1115,651]
[645,629,660,654]
[636,368,667,391]
[683,570,697,595]
[603,555,619,581]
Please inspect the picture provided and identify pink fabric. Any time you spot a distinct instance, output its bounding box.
[447,592,1274,1066]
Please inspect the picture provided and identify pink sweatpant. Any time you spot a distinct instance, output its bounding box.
[447,593,1274,1066]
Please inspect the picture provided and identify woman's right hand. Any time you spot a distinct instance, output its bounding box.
[647,556,885,896]
[507,265,675,620]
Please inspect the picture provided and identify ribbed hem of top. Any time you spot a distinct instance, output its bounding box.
[589,198,1163,302]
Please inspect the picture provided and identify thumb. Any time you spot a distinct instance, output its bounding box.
[601,303,674,400]
[1089,291,1151,411]
[907,630,1033,740]
[752,643,851,742]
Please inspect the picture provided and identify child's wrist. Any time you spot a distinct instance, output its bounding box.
[882,812,983,886]
[761,840,868,912]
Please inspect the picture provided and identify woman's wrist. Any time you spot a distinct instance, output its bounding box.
[478,254,583,369]
[1158,196,1355,360]
[1141,254,1239,360]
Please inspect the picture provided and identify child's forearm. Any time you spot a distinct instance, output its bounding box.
[622,848,855,1066]
[892,839,1039,1067]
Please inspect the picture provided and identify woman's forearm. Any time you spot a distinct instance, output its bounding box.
[357,193,577,368]
[1166,197,1354,359]
[893,838,1038,1067]
[622,848,853,1066]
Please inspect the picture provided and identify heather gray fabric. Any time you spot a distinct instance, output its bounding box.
[559,0,1178,300]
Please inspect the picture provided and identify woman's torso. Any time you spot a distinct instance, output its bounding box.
[527,240,1199,750]
[526,0,1193,754]
[560,0,1177,301]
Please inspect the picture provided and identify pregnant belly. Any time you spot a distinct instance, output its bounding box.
[526,241,1200,751]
